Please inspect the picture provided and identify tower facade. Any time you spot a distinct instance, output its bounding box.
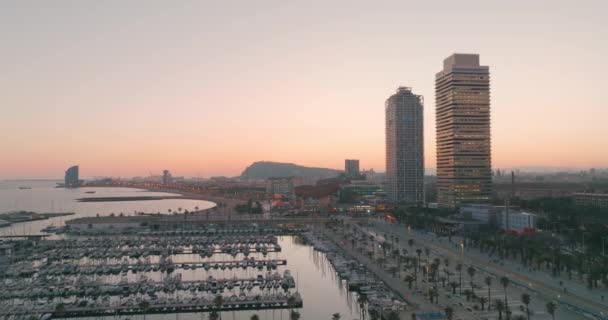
[385,87,424,205]
[435,54,492,207]
[345,159,360,178]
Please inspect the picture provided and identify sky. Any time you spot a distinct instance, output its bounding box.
[1,0,607,179]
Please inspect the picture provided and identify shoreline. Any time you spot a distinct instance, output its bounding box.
[84,185,244,213]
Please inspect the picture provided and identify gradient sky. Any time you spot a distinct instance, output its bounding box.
[1,0,607,179]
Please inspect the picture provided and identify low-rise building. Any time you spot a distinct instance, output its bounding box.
[573,192,608,208]
[338,181,385,203]
[266,177,294,198]
[460,204,536,233]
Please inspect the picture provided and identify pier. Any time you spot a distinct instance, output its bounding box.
[0,293,303,318]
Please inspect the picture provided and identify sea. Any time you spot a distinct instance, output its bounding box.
[0,180,216,236]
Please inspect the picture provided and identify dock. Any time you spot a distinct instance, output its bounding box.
[0,293,303,318]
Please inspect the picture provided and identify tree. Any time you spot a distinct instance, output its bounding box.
[449,281,458,294]
[385,310,401,320]
[485,276,493,310]
[405,275,415,289]
[467,266,476,290]
[444,306,454,320]
[369,309,381,320]
[500,276,510,307]
[139,300,150,320]
[54,303,66,318]
[464,289,472,302]
[251,315,260,320]
[521,293,531,320]
[332,313,341,320]
[290,310,301,320]
[546,301,557,320]
[495,299,505,320]
[209,311,220,320]
[456,264,463,294]
[214,295,224,319]
[480,297,488,311]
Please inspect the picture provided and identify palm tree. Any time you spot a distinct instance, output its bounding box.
[485,276,493,310]
[546,301,557,320]
[214,295,224,319]
[500,276,510,307]
[464,289,472,302]
[250,315,260,320]
[444,306,454,320]
[209,311,220,320]
[385,310,400,320]
[521,293,531,320]
[405,275,415,289]
[139,300,150,320]
[480,297,488,311]
[369,309,381,320]
[456,263,463,294]
[467,266,476,290]
[332,313,341,320]
[495,299,505,320]
[449,281,458,294]
[290,310,301,320]
[54,303,66,318]
[415,249,422,271]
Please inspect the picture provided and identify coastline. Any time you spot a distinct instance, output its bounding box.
[84,185,244,213]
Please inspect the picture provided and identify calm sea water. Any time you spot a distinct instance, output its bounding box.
[0,180,215,236]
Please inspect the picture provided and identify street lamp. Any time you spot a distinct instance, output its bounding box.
[460,243,465,263]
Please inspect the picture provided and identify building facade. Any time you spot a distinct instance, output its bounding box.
[345,159,360,178]
[64,165,80,188]
[436,53,492,207]
[266,177,294,198]
[385,87,424,205]
[573,192,608,208]
[460,205,536,233]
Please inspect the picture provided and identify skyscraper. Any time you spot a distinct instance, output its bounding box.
[435,53,492,207]
[344,159,360,178]
[385,87,424,205]
[64,165,79,188]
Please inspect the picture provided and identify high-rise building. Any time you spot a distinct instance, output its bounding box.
[162,170,173,185]
[64,165,79,188]
[435,53,492,207]
[385,87,424,205]
[344,159,360,178]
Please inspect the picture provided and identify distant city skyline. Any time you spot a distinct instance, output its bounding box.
[1,1,607,179]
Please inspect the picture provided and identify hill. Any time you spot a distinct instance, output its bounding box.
[240,161,341,179]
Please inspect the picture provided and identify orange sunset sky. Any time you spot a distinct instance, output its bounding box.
[1,1,607,179]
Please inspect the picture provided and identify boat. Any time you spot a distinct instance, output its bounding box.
[85,191,96,194]
[18,186,31,190]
